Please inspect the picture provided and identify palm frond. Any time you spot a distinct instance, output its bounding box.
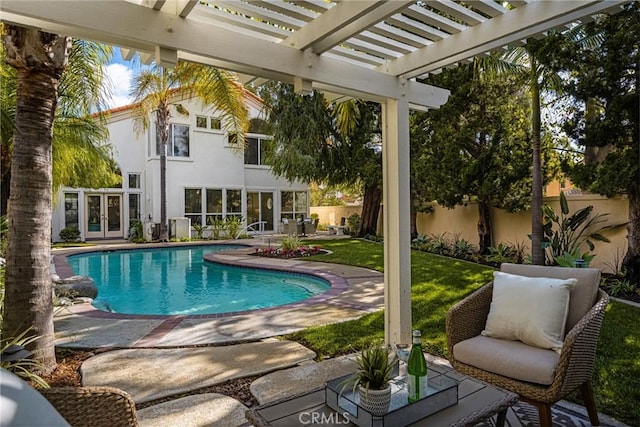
[59,39,113,116]
[192,65,249,147]
[332,99,360,136]
[52,115,121,192]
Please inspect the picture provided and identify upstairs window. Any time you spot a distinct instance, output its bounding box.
[128,173,141,189]
[244,137,271,166]
[196,116,221,131]
[155,124,190,157]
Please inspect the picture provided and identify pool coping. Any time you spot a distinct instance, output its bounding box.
[52,242,351,320]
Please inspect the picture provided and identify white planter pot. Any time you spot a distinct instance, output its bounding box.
[358,384,391,416]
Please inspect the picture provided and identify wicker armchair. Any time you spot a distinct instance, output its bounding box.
[41,387,139,427]
[446,263,609,427]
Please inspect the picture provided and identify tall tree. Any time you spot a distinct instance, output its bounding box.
[476,38,566,264]
[1,39,120,215]
[552,4,640,284]
[260,83,382,236]
[415,65,535,253]
[2,25,70,373]
[130,62,249,241]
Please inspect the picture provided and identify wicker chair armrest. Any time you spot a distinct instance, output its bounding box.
[446,282,493,359]
[554,290,610,395]
[41,386,139,427]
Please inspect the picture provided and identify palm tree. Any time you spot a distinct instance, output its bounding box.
[1,27,116,374]
[476,39,564,265]
[130,62,249,241]
[1,39,120,215]
[2,25,70,374]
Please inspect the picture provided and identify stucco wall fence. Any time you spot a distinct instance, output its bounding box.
[310,206,364,228]
[312,194,629,273]
[418,194,628,273]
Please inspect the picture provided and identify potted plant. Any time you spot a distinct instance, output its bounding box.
[344,345,397,416]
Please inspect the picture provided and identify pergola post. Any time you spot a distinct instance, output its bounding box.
[382,97,412,347]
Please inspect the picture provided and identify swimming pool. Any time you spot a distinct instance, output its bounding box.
[67,245,331,316]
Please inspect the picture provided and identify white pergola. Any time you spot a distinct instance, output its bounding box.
[0,0,626,345]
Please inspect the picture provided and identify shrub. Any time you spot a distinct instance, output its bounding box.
[192,223,208,240]
[347,213,361,236]
[208,216,226,240]
[604,278,638,297]
[59,226,81,242]
[281,234,301,251]
[128,220,143,242]
[225,216,244,239]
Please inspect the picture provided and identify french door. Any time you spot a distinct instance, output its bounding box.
[85,194,123,239]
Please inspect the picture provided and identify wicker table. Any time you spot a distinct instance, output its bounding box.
[246,364,518,427]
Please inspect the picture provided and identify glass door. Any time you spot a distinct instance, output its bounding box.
[261,192,274,232]
[246,191,274,233]
[105,194,123,238]
[85,194,123,239]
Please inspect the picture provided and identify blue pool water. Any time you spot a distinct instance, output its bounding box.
[67,245,330,316]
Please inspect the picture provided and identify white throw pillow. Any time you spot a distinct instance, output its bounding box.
[482,271,577,352]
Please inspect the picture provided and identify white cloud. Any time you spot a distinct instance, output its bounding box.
[104,63,133,109]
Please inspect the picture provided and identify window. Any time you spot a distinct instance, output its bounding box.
[129,194,140,227]
[244,137,271,165]
[128,173,141,189]
[206,189,223,225]
[185,188,243,225]
[64,193,79,229]
[196,116,221,131]
[155,123,190,157]
[281,191,308,221]
[185,188,202,225]
[226,189,242,219]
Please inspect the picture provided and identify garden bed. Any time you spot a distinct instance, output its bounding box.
[252,246,324,259]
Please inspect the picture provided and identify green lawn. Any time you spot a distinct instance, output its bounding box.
[288,238,640,426]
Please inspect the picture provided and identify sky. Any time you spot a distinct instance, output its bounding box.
[104,48,138,109]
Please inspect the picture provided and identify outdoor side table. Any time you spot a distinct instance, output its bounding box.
[246,366,518,427]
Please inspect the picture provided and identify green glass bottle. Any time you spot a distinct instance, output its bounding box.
[407,329,428,403]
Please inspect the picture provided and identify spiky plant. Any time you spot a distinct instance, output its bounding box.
[346,345,396,391]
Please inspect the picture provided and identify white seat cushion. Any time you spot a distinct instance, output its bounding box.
[482,271,576,351]
[453,336,560,385]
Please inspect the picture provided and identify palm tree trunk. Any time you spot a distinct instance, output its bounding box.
[2,27,69,374]
[156,108,169,241]
[530,56,545,265]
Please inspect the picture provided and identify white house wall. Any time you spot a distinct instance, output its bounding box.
[52,93,309,242]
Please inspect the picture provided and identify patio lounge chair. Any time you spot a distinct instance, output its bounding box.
[41,386,139,427]
[446,263,609,427]
[1,368,138,427]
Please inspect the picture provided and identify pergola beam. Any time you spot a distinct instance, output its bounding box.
[284,1,413,54]
[381,0,628,78]
[0,0,447,108]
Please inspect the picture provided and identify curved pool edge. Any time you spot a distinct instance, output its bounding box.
[53,242,348,320]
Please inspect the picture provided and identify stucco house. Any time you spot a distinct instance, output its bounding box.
[52,89,308,242]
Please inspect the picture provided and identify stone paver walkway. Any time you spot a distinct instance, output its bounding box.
[81,340,315,404]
